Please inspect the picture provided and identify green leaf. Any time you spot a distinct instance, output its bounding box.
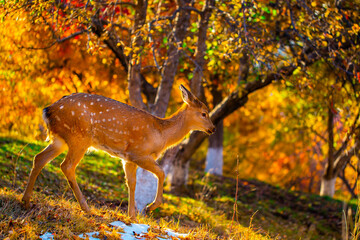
[262,7,270,14]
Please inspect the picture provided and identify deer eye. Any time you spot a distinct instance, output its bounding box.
[201,112,207,117]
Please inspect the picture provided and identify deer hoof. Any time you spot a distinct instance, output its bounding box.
[145,202,160,213]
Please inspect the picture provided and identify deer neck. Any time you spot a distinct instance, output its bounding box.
[159,104,191,148]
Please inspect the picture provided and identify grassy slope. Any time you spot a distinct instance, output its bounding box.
[0,137,355,239]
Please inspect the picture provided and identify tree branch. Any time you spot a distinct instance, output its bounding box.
[171,65,297,166]
[334,109,360,160]
[16,29,87,50]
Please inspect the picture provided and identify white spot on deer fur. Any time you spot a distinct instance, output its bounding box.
[100,111,103,114]
[111,107,115,110]
[105,99,108,101]
[90,102,94,105]
[59,105,64,109]
[71,111,75,116]
[100,105,103,107]
[78,102,81,107]
[97,98,100,101]
[113,117,116,120]
[55,116,60,121]
[106,109,110,112]
[64,124,70,129]
[90,118,93,124]
[147,124,149,128]
[84,95,87,97]
[83,104,87,108]
[103,119,106,122]
[81,113,84,116]
[108,119,112,121]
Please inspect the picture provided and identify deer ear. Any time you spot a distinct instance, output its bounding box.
[179,84,194,105]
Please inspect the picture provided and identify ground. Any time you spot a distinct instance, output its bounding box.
[0,137,357,239]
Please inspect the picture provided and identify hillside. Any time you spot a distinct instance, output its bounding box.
[0,137,357,239]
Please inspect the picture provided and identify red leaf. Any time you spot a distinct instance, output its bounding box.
[122,8,130,15]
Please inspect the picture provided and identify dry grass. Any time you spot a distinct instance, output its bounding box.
[0,188,268,240]
[2,137,346,239]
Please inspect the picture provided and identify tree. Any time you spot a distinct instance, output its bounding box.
[2,0,360,207]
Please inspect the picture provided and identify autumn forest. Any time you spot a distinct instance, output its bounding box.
[1,0,360,239]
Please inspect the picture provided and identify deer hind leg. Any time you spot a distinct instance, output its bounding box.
[22,136,67,208]
[123,161,138,219]
[136,158,165,212]
[60,144,90,212]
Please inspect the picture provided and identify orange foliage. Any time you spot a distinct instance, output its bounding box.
[0,11,128,139]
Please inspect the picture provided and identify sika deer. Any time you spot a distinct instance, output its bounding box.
[22,85,215,219]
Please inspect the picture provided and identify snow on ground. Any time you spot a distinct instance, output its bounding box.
[40,220,189,240]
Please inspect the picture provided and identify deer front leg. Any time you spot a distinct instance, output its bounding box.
[60,145,90,213]
[22,137,66,208]
[136,158,165,213]
[123,161,138,219]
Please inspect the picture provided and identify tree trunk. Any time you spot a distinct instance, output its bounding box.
[151,0,192,117]
[320,177,336,197]
[205,121,223,175]
[205,77,224,175]
[135,0,192,211]
[135,168,157,213]
[168,0,214,190]
[128,0,148,111]
[320,106,336,197]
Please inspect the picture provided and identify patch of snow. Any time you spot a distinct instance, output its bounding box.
[166,228,189,238]
[110,221,150,239]
[78,232,102,240]
[40,221,188,240]
[39,232,54,240]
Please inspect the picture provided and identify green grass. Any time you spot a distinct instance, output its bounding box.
[0,137,355,239]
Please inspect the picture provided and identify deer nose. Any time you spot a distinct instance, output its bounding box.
[206,127,216,135]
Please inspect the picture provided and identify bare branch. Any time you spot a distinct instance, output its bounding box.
[334,108,360,160]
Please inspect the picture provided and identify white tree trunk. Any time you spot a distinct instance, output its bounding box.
[320,177,336,197]
[205,147,223,175]
[205,120,223,176]
[134,168,158,213]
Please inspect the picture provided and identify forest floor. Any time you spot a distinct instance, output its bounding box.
[0,137,358,239]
